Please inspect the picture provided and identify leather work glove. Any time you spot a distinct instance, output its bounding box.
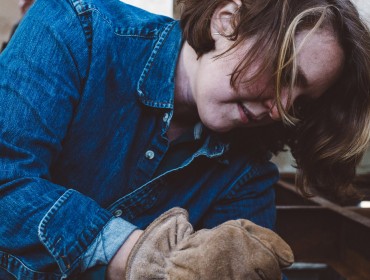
[125,208,294,280]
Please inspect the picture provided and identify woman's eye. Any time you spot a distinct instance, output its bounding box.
[281,70,308,88]
[292,96,314,117]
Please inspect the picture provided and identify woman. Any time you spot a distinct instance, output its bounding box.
[0,0,369,279]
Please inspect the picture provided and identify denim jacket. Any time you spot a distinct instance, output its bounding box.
[0,0,279,279]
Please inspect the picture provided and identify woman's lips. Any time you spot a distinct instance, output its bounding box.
[238,103,274,126]
[238,103,250,124]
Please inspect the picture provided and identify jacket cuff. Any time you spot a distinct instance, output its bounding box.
[80,217,137,272]
[38,189,112,277]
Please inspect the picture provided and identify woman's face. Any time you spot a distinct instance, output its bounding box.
[189,28,344,132]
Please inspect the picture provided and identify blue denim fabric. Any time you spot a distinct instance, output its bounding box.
[80,217,137,273]
[0,0,280,279]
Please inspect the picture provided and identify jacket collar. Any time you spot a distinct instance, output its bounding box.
[137,20,183,110]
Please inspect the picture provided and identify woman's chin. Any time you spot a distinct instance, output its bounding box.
[202,121,234,133]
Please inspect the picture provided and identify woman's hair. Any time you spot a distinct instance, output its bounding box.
[178,0,370,201]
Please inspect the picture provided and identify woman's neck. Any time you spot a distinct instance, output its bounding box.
[169,42,199,141]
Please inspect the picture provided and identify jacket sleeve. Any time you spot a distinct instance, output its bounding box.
[0,0,132,278]
[199,159,280,230]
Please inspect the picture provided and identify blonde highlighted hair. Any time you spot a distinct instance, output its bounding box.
[179,0,370,200]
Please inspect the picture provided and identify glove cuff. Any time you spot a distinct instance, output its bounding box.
[125,207,193,279]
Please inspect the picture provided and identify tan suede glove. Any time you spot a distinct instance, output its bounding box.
[126,208,294,280]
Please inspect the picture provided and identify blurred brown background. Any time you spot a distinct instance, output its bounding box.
[0,0,20,48]
[1,0,368,50]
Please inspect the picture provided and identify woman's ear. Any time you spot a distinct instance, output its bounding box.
[211,0,242,37]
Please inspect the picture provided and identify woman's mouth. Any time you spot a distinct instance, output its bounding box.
[238,103,254,124]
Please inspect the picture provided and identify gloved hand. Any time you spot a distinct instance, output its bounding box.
[125,208,294,280]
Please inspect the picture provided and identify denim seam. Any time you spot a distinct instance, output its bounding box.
[113,33,157,38]
[0,250,61,279]
[37,189,74,274]
[137,21,176,108]
[76,5,160,38]
[107,150,227,213]
[106,136,228,211]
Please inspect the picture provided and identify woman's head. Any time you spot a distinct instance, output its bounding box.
[178,0,370,200]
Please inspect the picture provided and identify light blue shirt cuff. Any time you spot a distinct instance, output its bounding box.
[80,217,137,272]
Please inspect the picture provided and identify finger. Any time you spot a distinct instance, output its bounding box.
[237,219,294,267]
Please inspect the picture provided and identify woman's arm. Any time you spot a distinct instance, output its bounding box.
[0,0,135,278]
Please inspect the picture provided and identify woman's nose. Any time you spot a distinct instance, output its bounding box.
[268,102,281,120]
[265,92,295,121]
[262,98,281,120]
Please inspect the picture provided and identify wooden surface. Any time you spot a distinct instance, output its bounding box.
[276,179,370,280]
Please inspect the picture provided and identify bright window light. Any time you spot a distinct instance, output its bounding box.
[120,0,173,17]
[359,201,370,208]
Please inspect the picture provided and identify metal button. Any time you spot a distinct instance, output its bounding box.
[145,150,155,160]
[114,209,123,217]
[163,113,169,122]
